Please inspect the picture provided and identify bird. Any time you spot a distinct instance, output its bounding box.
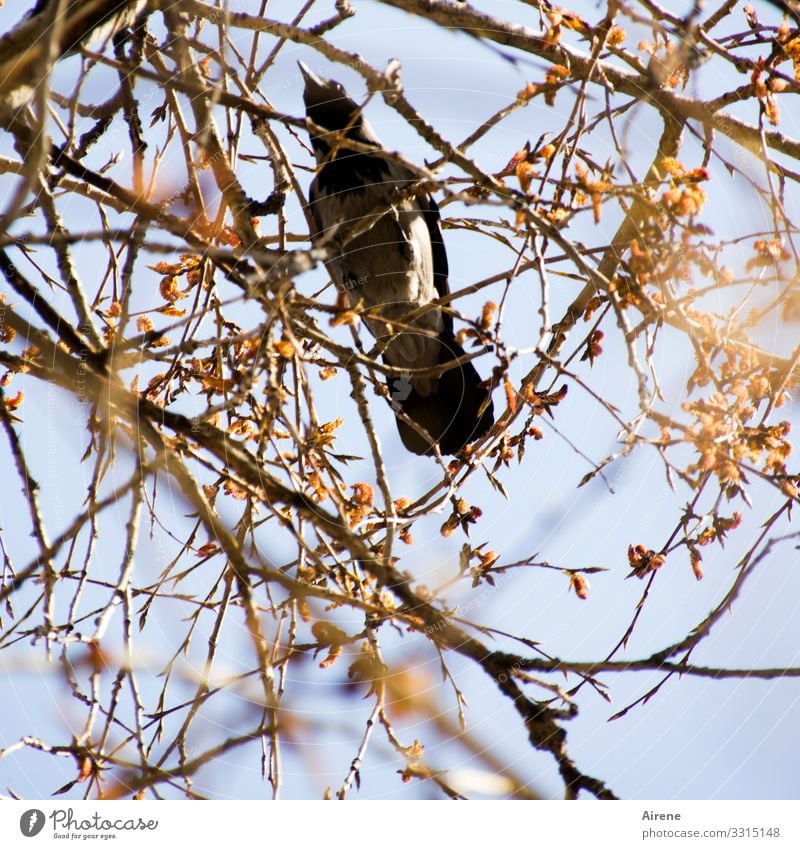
[299,62,494,456]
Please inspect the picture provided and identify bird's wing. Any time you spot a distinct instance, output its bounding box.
[382,159,448,307]
[307,175,324,242]
[309,159,446,330]
[420,195,452,334]
[308,174,348,288]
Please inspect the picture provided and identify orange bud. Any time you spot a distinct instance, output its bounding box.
[440,514,459,538]
[690,548,703,581]
[539,143,556,160]
[4,390,23,410]
[352,482,374,506]
[274,339,295,358]
[504,378,517,413]
[569,573,589,599]
[159,275,186,303]
[480,301,497,330]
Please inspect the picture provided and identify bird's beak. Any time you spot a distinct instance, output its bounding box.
[298,61,327,96]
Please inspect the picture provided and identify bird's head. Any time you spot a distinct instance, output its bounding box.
[298,61,380,160]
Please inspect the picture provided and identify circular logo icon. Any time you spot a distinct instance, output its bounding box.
[391,372,412,407]
[19,810,45,837]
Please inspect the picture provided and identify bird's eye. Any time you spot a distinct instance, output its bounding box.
[334,82,344,93]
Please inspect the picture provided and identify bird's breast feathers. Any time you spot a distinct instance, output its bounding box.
[310,160,444,375]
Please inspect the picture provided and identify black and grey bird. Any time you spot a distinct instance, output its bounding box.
[299,62,494,456]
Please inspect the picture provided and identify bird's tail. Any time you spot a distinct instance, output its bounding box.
[389,333,494,456]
